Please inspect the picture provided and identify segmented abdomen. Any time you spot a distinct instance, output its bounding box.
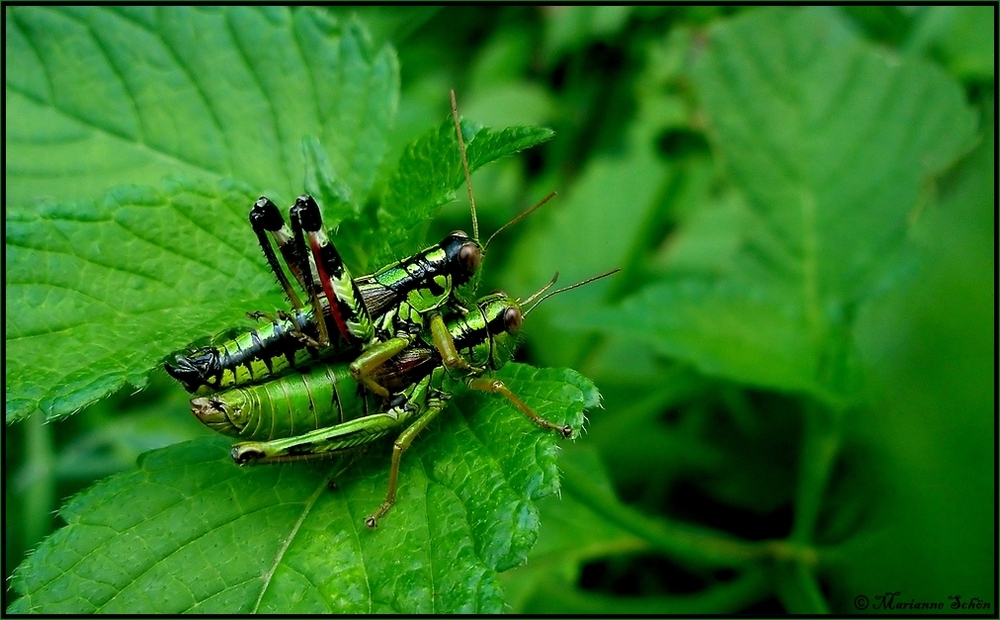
[165,310,346,393]
[193,363,367,442]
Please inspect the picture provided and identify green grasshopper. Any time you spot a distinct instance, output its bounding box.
[192,271,617,527]
[166,92,552,396]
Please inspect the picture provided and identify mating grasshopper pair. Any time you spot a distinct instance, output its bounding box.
[166,92,613,527]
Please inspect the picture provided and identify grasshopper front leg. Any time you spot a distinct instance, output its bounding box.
[429,313,476,372]
[349,336,415,398]
[350,312,480,398]
[467,376,574,438]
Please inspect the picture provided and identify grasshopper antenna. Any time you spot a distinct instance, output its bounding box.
[483,191,557,253]
[523,268,621,317]
[451,89,478,242]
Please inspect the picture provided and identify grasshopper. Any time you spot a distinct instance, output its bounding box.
[193,271,617,527]
[166,91,552,396]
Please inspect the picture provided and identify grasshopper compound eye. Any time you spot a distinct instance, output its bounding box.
[441,231,482,285]
[503,306,522,333]
[458,241,481,277]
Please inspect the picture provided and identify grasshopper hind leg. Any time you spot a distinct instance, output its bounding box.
[249,197,308,310]
[365,388,448,529]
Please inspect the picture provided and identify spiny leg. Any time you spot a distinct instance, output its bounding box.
[250,197,326,349]
[467,377,574,438]
[275,309,324,348]
[247,310,279,325]
[249,197,307,310]
[365,390,448,529]
[231,410,407,465]
[288,198,333,347]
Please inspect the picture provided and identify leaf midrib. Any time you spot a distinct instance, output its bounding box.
[251,473,332,613]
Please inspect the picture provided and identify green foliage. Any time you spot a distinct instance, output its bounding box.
[576,7,976,403]
[6,5,993,615]
[9,365,593,613]
[6,6,587,614]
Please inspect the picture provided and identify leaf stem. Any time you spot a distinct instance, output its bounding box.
[22,411,57,551]
[790,399,842,543]
[774,559,830,613]
[560,456,816,568]
[520,565,772,614]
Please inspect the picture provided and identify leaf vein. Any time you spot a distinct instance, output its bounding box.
[250,474,330,612]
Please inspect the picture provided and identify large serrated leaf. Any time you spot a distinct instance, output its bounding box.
[8,364,598,614]
[5,6,398,209]
[6,6,602,614]
[576,7,976,401]
[5,180,275,422]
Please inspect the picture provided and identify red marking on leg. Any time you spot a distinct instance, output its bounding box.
[310,235,351,342]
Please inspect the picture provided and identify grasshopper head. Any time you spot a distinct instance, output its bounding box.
[462,269,622,369]
[440,231,482,286]
[191,393,248,437]
[165,349,221,394]
[460,292,524,369]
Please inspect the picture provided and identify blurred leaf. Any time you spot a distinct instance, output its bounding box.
[542,6,633,65]
[904,6,996,81]
[464,83,554,129]
[577,7,977,401]
[503,446,772,614]
[839,6,911,47]
[501,445,649,610]
[823,99,994,612]
[504,110,668,369]
[328,6,441,49]
[9,364,597,613]
[5,6,398,210]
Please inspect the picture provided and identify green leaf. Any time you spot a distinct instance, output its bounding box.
[905,6,996,81]
[8,364,598,614]
[5,180,273,422]
[822,96,995,612]
[501,446,648,611]
[504,446,776,614]
[577,7,976,400]
[502,110,668,370]
[5,7,399,422]
[5,6,398,210]
[377,119,554,264]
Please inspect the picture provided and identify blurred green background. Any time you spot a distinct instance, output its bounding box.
[5,6,994,613]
